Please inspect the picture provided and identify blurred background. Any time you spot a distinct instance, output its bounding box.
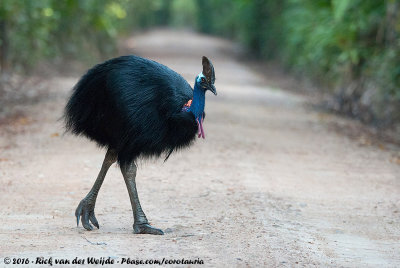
[0,0,399,129]
[1,2,400,265]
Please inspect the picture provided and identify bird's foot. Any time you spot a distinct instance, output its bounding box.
[133,223,164,235]
[75,198,99,231]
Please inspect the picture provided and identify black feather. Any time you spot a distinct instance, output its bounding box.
[64,55,198,166]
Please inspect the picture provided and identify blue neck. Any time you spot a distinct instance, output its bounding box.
[190,81,205,120]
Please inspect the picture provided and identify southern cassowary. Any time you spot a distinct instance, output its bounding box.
[64,55,216,235]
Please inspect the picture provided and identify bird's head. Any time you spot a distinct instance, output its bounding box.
[195,56,217,95]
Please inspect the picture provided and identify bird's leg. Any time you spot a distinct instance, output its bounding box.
[75,149,117,230]
[121,162,164,235]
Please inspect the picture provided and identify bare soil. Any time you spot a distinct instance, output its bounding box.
[1,30,399,267]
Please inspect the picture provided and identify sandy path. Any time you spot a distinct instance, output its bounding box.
[0,30,399,267]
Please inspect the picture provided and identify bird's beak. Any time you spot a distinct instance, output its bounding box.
[209,85,217,95]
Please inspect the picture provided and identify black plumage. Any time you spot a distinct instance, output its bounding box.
[65,55,198,166]
[64,55,216,235]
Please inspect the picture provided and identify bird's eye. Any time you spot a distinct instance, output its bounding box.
[201,77,206,83]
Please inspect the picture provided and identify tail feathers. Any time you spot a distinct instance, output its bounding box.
[164,149,174,162]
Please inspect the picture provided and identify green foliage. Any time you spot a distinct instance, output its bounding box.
[0,0,398,125]
[0,0,169,72]
[170,0,197,28]
[281,0,399,124]
[194,0,400,125]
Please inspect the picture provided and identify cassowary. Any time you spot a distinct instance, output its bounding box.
[64,55,216,235]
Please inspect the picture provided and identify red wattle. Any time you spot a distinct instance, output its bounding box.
[196,118,201,138]
[196,118,205,139]
[200,116,205,139]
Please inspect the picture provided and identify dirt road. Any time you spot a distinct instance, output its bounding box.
[1,30,399,267]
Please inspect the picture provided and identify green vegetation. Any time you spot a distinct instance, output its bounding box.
[196,0,400,126]
[0,0,171,71]
[0,0,398,126]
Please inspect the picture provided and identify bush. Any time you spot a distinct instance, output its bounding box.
[194,0,400,127]
[0,0,172,72]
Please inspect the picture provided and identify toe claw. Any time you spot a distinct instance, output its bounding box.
[82,211,93,231]
[133,223,164,235]
[75,202,83,227]
[89,212,100,229]
[92,221,99,229]
[74,199,98,231]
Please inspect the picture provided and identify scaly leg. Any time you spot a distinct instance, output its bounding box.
[75,149,117,230]
[121,162,164,235]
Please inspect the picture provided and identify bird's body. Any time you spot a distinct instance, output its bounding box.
[65,55,199,165]
[64,55,216,235]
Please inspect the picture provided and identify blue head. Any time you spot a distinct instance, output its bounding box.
[191,56,217,118]
[195,56,217,96]
[190,56,217,139]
